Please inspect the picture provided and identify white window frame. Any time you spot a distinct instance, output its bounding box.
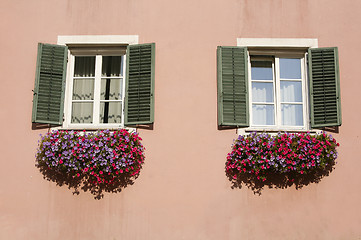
[57,35,139,130]
[237,38,319,134]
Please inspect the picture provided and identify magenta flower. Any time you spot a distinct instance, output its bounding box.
[226,132,339,182]
[36,129,145,186]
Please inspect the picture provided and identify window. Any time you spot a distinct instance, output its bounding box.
[217,38,341,131]
[249,53,307,130]
[32,36,155,129]
[66,50,125,128]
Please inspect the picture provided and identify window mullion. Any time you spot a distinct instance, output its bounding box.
[93,55,102,125]
[274,57,281,128]
[247,51,253,126]
[65,55,75,127]
[121,54,126,126]
[301,55,308,129]
[252,102,275,105]
[281,102,303,105]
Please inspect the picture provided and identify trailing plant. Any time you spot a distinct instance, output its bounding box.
[36,129,145,186]
[226,132,339,183]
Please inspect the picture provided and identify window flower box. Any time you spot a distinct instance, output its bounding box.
[226,132,339,192]
[36,129,145,197]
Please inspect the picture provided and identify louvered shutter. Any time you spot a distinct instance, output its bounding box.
[124,43,155,125]
[308,47,341,128]
[217,46,249,127]
[32,43,68,125]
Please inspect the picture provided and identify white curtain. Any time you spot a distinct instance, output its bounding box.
[74,56,95,77]
[71,102,93,123]
[71,57,95,123]
[100,79,122,100]
[100,56,123,123]
[102,56,122,77]
[252,104,275,125]
[73,79,94,100]
[71,56,123,124]
[99,102,122,123]
[280,81,303,126]
[252,82,275,125]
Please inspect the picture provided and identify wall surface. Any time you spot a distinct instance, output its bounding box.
[1,0,361,239]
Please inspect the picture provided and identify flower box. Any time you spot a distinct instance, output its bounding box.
[36,129,145,186]
[226,132,339,186]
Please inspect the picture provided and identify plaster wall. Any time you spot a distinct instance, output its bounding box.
[0,0,360,239]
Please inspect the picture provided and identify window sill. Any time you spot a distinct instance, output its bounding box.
[53,124,136,132]
[237,127,321,135]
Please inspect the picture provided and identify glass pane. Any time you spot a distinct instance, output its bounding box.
[100,78,122,100]
[280,58,301,79]
[72,79,94,100]
[99,102,122,123]
[74,56,95,77]
[251,61,273,80]
[252,82,274,102]
[102,56,122,77]
[71,102,93,123]
[252,104,275,125]
[281,104,303,126]
[280,81,302,102]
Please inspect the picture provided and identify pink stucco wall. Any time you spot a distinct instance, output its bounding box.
[1,0,361,239]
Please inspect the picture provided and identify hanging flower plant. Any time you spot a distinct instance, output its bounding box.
[226,132,339,185]
[36,129,145,186]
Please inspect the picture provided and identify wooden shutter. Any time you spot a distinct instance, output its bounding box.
[124,43,155,125]
[32,43,68,125]
[308,47,341,128]
[217,46,249,127]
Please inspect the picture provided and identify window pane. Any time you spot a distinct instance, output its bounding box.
[102,56,122,77]
[73,79,94,100]
[99,102,122,123]
[252,82,274,102]
[100,78,122,100]
[74,56,95,77]
[71,102,93,123]
[251,61,273,80]
[281,104,303,126]
[280,81,302,102]
[252,104,275,125]
[280,58,301,79]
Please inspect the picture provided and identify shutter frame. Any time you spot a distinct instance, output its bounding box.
[32,43,68,125]
[124,43,155,126]
[217,46,249,127]
[308,47,341,128]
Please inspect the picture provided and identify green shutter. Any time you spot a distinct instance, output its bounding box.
[217,46,249,127]
[32,43,68,125]
[124,43,155,125]
[308,47,341,128]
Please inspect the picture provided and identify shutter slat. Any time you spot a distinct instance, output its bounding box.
[309,47,341,128]
[32,43,67,125]
[217,46,249,127]
[124,43,155,125]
